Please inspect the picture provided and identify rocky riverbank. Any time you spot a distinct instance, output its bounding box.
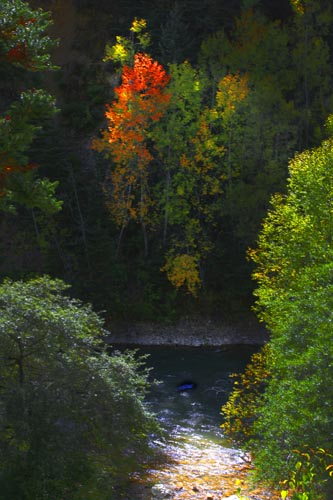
[104,317,269,347]
[126,431,279,500]
[106,320,274,500]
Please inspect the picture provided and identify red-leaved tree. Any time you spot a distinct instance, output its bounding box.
[93,52,170,255]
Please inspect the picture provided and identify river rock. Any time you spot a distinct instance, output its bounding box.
[151,483,174,498]
[221,496,243,500]
[104,316,269,346]
[222,496,252,500]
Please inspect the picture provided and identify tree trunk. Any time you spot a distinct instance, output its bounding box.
[68,162,91,271]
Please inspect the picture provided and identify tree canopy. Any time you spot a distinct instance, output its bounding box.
[0,0,61,213]
[220,117,333,498]
[0,275,157,499]
[2,0,333,496]
[1,0,332,318]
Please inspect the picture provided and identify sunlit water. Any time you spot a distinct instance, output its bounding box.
[113,344,278,499]
[139,344,259,440]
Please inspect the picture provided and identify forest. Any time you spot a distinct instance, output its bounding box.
[1,0,333,498]
[3,0,332,321]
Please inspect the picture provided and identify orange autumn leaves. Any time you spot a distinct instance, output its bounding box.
[93,53,170,227]
[104,53,170,167]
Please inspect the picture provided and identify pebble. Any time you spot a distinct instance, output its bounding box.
[222,496,242,500]
[151,483,174,498]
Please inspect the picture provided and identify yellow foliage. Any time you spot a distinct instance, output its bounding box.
[103,35,130,64]
[130,18,147,33]
[290,0,305,15]
[216,73,249,118]
[221,344,272,443]
[111,38,128,61]
[161,253,201,295]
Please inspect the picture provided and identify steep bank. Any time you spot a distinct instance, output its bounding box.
[104,317,268,346]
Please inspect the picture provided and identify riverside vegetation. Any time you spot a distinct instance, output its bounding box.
[1,0,333,498]
[222,120,333,498]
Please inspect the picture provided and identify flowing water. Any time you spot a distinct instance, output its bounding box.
[116,344,278,499]
[141,345,259,440]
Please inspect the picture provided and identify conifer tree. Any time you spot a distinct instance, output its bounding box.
[0,0,61,213]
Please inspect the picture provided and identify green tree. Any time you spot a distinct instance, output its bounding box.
[103,17,151,69]
[288,0,332,148]
[152,61,210,294]
[0,0,61,213]
[0,276,158,499]
[198,30,231,106]
[213,7,297,242]
[154,63,249,295]
[195,7,301,310]
[248,117,333,496]
[157,2,194,64]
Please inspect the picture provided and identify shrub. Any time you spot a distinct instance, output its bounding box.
[0,276,158,499]
[220,343,272,445]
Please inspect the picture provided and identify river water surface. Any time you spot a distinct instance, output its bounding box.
[141,344,259,438]
[115,344,278,499]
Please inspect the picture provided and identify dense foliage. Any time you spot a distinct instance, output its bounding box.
[0,276,157,499]
[220,344,271,444]
[0,0,61,213]
[2,0,333,497]
[248,121,333,496]
[222,120,333,498]
[1,0,332,320]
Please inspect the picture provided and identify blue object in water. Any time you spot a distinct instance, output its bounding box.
[176,380,197,392]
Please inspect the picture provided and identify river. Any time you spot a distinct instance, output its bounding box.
[114,344,278,499]
[141,344,259,439]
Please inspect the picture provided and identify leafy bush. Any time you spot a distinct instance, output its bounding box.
[247,122,333,492]
[0,276,158,499]
[280,447,333,500]
[220,344,271,444]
